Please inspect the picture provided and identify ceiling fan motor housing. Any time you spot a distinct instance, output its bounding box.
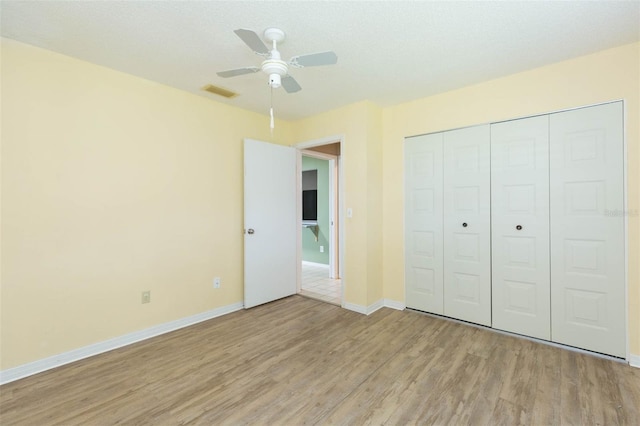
[261,55,288,89]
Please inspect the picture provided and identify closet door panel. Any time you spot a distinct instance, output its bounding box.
[491,115,550,340]
[443,125,491,326]
[405,133,444,313]
[550,102,625,358]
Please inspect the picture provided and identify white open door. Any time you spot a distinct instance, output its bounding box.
[244,139,297,309]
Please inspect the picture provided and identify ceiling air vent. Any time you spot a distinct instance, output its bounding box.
[202,84,238,99]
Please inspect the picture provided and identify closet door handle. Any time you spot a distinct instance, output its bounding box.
[462,222,468,228]
[516,225,522,231]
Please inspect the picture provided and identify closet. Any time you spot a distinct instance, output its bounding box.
[404,102,625,358]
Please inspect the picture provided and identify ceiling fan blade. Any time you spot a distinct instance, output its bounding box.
[281,75,302,93]
[234,29,270,56]
[289,51,337,68]
[216,67,260,78]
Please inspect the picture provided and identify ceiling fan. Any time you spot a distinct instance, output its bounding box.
[216,28,338,93]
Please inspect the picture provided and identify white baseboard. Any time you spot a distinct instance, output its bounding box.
[629,353,640,368]
[343,302,367,314]
[343,299,386,315]
[366,299,385,315]
[343,299,404,315]
[384,299,406,310]
[0,302,244,385]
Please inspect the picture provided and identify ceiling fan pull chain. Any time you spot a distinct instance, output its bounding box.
[270,85,275,131]
[270,107,274,131]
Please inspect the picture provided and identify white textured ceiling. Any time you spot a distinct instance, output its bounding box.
[2,1,639,120]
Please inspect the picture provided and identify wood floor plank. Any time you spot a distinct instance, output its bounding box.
[490,397,528,426]
[529,343,562,425]
[461,343,516,424]
[1,296,639,425]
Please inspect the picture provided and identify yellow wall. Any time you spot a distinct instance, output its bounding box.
[365,102,384,306]
[381,42,640,354]
[0,38,292,369]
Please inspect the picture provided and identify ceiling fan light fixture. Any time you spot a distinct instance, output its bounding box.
[269,74,282,89]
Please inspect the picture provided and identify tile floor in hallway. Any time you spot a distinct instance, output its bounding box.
[300,262,341,305]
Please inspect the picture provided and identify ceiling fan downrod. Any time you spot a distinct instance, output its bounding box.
[262,30,287,89]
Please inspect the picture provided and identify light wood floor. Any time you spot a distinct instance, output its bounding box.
[1,296,639,425]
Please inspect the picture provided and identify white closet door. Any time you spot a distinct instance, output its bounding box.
[405,133,444,313]
[491,115,550,339]
[443,125,491,326]
[550,102,625,358]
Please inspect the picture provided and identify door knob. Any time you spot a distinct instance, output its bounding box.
[247,228,255,234]
[462,222,468,228]
[516,225,522,231]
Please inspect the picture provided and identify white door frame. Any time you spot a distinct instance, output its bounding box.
[295,135,345,305]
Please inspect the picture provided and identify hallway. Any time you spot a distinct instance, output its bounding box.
[299,262,341,305]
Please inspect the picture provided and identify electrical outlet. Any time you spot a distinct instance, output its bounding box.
[213,277,221,289]
[320,246,324,253]
[141,291,151,304]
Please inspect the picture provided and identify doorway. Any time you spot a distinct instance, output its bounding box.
[297,141,343,305]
